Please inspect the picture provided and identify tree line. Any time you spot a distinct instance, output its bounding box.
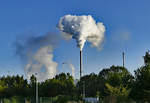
[0,51,150,103]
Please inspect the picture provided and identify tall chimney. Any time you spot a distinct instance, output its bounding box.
[80,50,84,97]
[80,50,82,79]
[122,52,125,68]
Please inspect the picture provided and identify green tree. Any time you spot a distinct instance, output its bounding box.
[77,73,98,97]
[40,73,75,97]
[29,74,37,97]
[144,51,150,65]
[131,65,150,102]
[130,51,150,102]
[98,65,133,102]
[0,80,8,98]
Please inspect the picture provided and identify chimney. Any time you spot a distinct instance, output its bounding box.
[80,50,82,79]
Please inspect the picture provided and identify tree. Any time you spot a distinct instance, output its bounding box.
[77,73,98,97]
[0,80,7,98]
[131,65,150,102]
[105,82,131,103]
[143,51,150,65]
[13,75,29,97]
[29,74,37,97]
[0,75,29,97]
[98,65,133,102]
[40,73,76,97]
[130,52,150,102]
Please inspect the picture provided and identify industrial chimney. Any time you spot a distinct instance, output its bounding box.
[80,50,82,79]
[122,52,125,67]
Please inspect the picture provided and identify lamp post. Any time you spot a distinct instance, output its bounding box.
[35,73,38,103]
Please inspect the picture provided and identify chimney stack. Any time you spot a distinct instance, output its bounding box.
[80,50,82,79]
[123,52,125,67]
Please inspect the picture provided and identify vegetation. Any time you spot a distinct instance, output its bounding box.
[0,51,150,103]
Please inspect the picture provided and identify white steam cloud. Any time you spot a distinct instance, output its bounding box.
[58,15,105,51]
[69,63,75,78]
[62,62,75,78]
[15,32,59,82]
[113,29,130,42]
[25,46,57,82]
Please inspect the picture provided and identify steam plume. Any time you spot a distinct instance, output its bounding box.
[62,62,75,78]
[69,63,75,78]
[15,32,59,82]
[58,15,105,51]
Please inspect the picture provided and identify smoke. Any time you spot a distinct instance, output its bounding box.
[57,15,105,51]
[112,29,131,46]
[62,62,75,78]
[69,63,75,78]
[15,32,59,82]
[113,29,130,42]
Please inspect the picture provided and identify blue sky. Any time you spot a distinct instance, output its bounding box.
[0,0,150,78]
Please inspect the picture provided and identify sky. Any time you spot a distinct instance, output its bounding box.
[0,0,150,78]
